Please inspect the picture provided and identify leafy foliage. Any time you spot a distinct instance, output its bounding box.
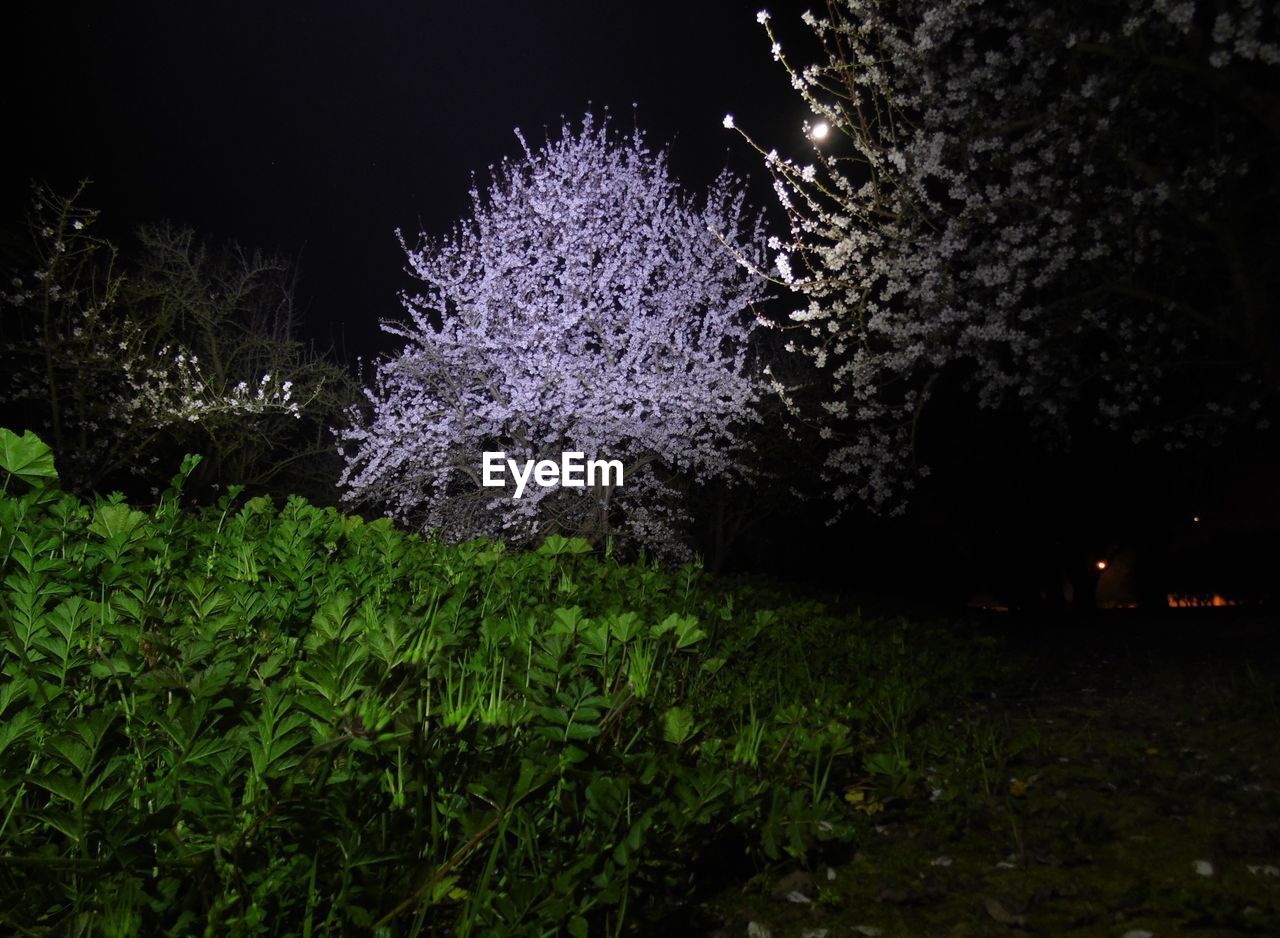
[0,429,58,491]
[337,114,771,562]
[0,430,992,935]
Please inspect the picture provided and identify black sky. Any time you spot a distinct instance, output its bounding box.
[4,1,810,361]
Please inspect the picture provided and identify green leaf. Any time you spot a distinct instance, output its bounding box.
[651,613,681,637]
[651,613,705,648]
[564,722,601,741]
[36,807,84,842]
[537,535,592,557]
[28,772,84,805]
[607,612,643,643]
[0,428,58,486]
[189,660,237,701]
[536,707,569,727]
[864,751,910,779]
[0,711,37,757]
[47,735,92,775]
[550,606,585,635]
[674,619,707,650]
[89,503,149,541]
[662,706,697,745]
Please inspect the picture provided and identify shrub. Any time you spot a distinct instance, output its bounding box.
[0,429,990,934]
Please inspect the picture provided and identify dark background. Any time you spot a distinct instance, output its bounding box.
[2,1,808,362]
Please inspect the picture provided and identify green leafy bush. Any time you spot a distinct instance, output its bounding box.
[0,429,992,935]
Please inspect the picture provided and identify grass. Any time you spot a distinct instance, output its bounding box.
[696,610,1280,936]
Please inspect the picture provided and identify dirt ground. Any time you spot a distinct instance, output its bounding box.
[697,610,1280,937]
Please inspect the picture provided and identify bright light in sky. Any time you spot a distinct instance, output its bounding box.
[811,121,829,141]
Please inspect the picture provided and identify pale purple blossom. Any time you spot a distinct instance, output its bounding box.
[337,114,769,560]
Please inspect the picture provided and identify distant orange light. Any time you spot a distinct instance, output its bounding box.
[1095,560,1108,571]
[1166,592,1242,608]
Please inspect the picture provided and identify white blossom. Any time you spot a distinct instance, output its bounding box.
[337,115,769,560]
[740,0,1277,513]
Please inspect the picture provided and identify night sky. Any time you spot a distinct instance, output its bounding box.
[5,1,808,360]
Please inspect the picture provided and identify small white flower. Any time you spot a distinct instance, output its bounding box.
[756,9,770,24]
[722,113,735,129]
[775,252,793,283]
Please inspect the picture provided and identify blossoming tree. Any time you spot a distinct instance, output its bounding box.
[0,184,352,498]
[337,115,769,559]
[734,1,1280,516]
